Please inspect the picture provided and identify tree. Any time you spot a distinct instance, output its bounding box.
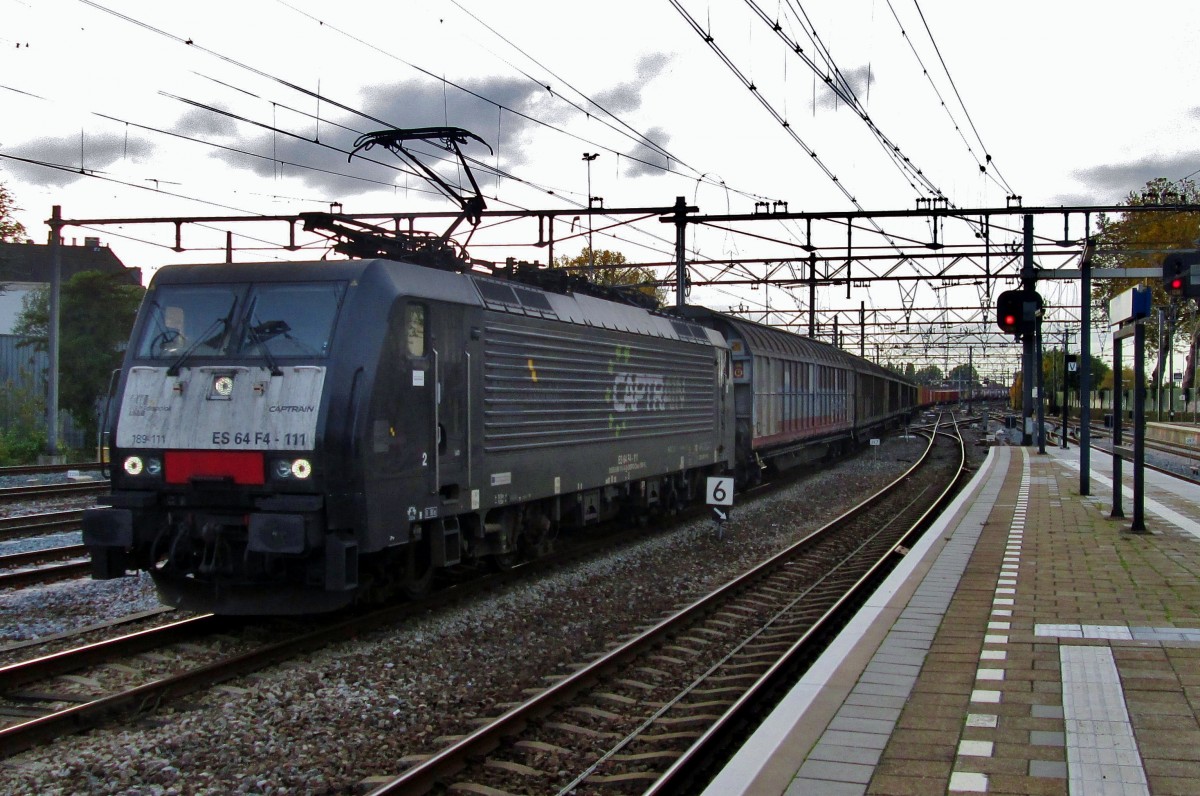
[14,270,144,446]
[555,247,667,306]
[1041,349,1110,391]
[1099,365,1139,391]
[0,179,30,244]
[947,363,979,387]
[912,365,944,386]
[1090,177,1200,390]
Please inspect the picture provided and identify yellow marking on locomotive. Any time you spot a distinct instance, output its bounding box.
[527,359,538,383]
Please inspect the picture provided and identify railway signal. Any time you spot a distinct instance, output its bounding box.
[1162,251,1200,298]
[996,288,1042,340]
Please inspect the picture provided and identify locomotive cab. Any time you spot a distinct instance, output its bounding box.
[84,263,363,614]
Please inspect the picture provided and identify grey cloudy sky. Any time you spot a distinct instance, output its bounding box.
[3,0,1200,278]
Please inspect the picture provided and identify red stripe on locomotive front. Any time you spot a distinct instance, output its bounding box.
[165,451,265,485]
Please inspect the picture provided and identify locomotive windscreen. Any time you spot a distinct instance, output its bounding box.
[135,281,347,360]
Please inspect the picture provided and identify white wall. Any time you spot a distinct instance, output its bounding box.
[0,282,37,335]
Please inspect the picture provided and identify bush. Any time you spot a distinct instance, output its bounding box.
[0,375,48,465]
[0,424,47,465]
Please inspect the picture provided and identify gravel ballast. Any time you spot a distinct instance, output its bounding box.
[0,431,977,795]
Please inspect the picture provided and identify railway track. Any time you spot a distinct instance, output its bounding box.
[364,419,966,795]
[0,481,108,504]
[0,428,948,771]
[0,462,104,478]
[0,510,84,542]
[1039,420,1200,486]
[0,546,91,590]
[0,498,742,757]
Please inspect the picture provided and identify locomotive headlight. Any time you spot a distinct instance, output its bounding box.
[122,455,162,479]
[213,375,235,397]
[271,458,313,480]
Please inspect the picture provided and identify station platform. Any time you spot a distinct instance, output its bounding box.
[703,441,1200,795]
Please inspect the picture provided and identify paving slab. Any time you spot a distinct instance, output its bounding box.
[702,440,1200,796]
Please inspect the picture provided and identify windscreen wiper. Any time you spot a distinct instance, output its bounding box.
[246,318,285,377]
[166,316,228,377]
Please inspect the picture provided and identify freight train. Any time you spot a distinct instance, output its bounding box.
[83,256,918,614]
[917,385,1009,406]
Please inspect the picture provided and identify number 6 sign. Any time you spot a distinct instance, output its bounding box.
[706,476,734,507]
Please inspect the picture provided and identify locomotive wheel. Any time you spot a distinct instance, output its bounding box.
[400,537,434,599]
[486,508,520,571]
[487,551,518,571]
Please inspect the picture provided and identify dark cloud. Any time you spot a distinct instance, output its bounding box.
[1047,191,1100,207]
[815,65,874,111]
[2,132,155,187]
[590,53,673,115]
[173,106,241,138]
[204,76,548,198]
[623,126,672,177]
[1067,153,1200,203]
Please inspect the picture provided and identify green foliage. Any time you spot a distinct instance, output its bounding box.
[14,270,144,444]
[556,247,667,306]
[911,365,944,386]
[0,374,47,465]
[1099,365,1140,391]
[947,363,979,386]
[1090,177,1200,370]
[0,180,30,244]
[1041,349,1111,390]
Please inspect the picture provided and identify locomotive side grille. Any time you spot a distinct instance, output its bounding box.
[483,320,717,452]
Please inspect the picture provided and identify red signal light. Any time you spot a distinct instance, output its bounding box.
[995,288,1031,337]
[1171,277,1184,291]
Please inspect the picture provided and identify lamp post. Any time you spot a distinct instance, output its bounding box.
[582,152,599,273]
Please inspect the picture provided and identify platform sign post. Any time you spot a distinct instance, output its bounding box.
[706,476,734,540]
[1109,285,1151,533]
[870,438,881,461]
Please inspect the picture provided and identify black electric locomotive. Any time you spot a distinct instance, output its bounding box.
[83,257,737,614]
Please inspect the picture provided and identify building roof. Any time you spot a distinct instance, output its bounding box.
[0,239,142,286]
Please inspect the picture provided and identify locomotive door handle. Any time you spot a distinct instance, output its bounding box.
[99,367,121,478]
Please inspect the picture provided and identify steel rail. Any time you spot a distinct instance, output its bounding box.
[0,544,87,570]
[0,510,84,542]
[0,614,223,696]
[364,423,962,795]
[0,560,91,590]
[647,419,966,795]
[0,527,655,757]
[0,462,103,478]
[0,482,108,504]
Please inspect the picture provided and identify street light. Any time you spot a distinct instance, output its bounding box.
[582,152,599,273]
